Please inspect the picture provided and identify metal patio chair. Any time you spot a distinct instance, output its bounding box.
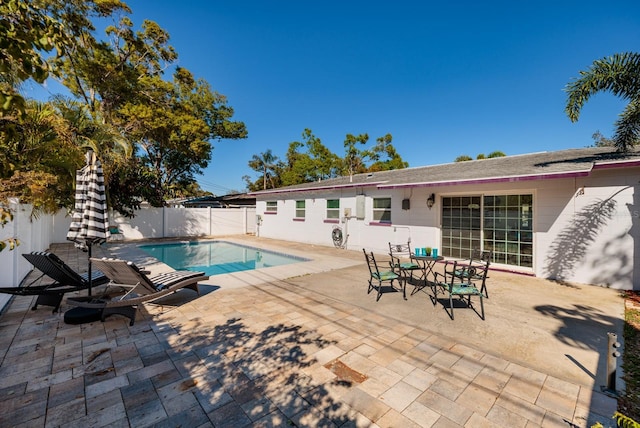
[388,242,421,296]
[363,249,402,301]
[433,260,485,320]
[452,249,491,297]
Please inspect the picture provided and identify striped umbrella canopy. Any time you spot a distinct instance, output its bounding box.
[66,150,110,295]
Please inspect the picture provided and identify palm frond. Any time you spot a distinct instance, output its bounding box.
[614,99,640,151]
[565,52,640,122]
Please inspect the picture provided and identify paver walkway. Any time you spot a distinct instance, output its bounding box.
[0,237,622,427]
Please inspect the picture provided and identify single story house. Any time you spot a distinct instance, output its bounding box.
[249,147,640,290]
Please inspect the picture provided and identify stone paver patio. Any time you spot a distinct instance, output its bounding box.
[0,236,623,427]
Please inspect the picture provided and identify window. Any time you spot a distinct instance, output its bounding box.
[373,197,391,223]
[327,199,340,219]
[295,200,305,218]
[266,201,277,214]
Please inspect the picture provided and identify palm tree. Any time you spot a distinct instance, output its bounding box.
[565,52,640,152]
[249,150,279,190]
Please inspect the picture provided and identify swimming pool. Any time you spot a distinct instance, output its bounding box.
[138,241,308,276]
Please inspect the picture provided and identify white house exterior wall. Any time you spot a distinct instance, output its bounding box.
[256,167,640,290]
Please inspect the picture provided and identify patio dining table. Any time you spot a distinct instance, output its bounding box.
[409,254,444,294]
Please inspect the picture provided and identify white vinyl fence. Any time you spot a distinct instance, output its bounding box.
[0,204,256,312]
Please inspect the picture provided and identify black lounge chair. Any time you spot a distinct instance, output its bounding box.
[0,252,108,313]
[67,257,209,326]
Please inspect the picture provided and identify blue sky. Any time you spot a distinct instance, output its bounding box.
[28,1,640,194]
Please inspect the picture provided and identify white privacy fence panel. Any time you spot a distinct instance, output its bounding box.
[109,207,256,238]
[0,203,55,310]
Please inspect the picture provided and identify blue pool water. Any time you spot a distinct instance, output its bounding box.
[138,241,308,276]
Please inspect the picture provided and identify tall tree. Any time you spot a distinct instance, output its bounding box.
[45,2,246,207]
[565,52,640,152]
[118,67,246,205]
[342,133,370,178]
[366,133,409,171]
[248,149,280,190]
[279,129,340,186]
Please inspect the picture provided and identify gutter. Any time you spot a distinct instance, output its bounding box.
[248,181,387,196]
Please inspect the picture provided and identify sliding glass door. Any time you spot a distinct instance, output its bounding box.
[441,196,482,259]
[441,194,533,268]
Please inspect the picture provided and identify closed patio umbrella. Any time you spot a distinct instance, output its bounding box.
[66,150,110,296]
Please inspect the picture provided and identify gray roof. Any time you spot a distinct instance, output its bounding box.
[250,147,640,196]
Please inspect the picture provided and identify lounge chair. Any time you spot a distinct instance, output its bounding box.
[0,252,108,313]
[66,257,209,325]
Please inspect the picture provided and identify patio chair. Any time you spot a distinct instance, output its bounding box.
[0,252,108,313]
[66,257,209,326]
[452,249,491,297]
[433,260,485,320]
[388,242,421,293]
[363,249,402,301]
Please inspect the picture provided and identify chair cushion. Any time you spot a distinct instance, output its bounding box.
[451,284,481,295]
[373,271,399,281]
[400,262,419,269]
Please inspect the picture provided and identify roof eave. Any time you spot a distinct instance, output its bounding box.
[378,170,592,189]
[248,181,387,196]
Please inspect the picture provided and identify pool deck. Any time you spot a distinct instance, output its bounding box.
[0,236,623,427]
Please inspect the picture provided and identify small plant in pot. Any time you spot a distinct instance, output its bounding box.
[425,247,432,256]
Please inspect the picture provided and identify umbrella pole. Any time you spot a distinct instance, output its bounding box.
[88,244,92,296]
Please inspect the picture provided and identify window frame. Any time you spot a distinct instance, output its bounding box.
[295,200,306,219]
[265,201,278,214]
[326,199,340,220]
[372,197,392,223]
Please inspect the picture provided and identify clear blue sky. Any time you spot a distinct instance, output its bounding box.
[29,1,640,194]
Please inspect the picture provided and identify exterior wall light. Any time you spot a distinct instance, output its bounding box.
[427,193,435,209]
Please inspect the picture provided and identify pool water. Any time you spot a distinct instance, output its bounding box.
[138,241,308,276]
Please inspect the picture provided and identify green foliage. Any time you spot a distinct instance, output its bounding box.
[614,411,640,428]
[455,152,506,162]
[0,205,19,252]
[0,0,66,115]
[0,100,83,212]
[343,132,370,177]
[247,149,281,191]
[565,52,640,152]
[367,133,409,172]
[487,151,506,158]
[591,131,616,147]
[247,129,409,189]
